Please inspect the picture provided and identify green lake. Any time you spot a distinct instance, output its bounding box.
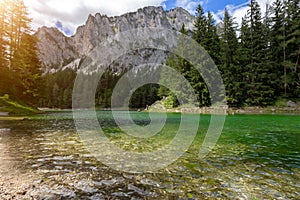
[0,111,299,199]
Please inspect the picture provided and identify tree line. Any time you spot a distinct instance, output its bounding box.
[0,0,299,109]
[0,0,41,106]
[162,0,299,107]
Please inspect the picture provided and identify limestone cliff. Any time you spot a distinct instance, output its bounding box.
[36,6,195,73]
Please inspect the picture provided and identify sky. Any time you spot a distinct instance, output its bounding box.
[23,0,276,36]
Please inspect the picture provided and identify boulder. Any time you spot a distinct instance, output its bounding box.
[286,100,296,108]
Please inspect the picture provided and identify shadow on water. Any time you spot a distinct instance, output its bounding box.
[0,111,299,199]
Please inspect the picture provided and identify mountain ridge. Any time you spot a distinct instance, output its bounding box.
[36,6,195,73]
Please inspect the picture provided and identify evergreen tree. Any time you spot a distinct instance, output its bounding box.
[12,33,41,104]
[193,4,207,46]
[220,9,238,69]
[130,84,159,109]
[9,0,32,71]
[236,17,252,106]
[220,9,241,106]
[262,1,278,101]
[0,0,7,69]
[271,0,286,96]
[0,1,8,95]
[284,0,300,97]
[52,83,60,107]
[242,0,275,106]
[204,12,221,65]
[192,5,220,106]
[0,0,42,105]
[159,23,208,107]
[194,6,220,66]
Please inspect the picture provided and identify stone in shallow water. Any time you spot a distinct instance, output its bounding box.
[28,185,76,199]
[111,191,129,197]
[52,155,74,161]
[140,178,160,187]
[89,193,105,200]
[72,180,98,193]
[0,112,8,116]
[93,177,125,186]
[128,184,155,197]
[49,186,77,198]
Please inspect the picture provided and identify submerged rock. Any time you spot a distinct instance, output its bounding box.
[89,193,105,200]
[73,180,98,193]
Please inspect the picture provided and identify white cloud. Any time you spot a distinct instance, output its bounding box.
[212,0,276,29]
[24,0,166,35]
[231,3,250,26]
[23,0,277,36]
[175,0,203,15]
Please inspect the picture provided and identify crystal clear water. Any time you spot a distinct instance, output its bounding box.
[0,111,299,199]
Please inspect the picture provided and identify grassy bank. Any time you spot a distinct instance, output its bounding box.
[0,95,39,116]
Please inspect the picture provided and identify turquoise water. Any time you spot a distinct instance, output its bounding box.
[0,111,299,199]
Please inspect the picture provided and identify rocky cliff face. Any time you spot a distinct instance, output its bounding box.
[36,27,78,73]
[36,6,195,73]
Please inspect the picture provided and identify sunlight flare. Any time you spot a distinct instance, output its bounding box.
[0,0,6,9]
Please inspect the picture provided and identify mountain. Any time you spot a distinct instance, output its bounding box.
[36,6,195,73]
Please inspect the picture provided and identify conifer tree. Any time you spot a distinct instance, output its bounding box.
[0,0,41,104]
[220,9,241,106]
[159,24,198,107]
[284,0,300,97]
[271,0,286,96]
[0,0,7,69]
[204,12,221,66]
[193,4,207,46]
[243,0,275,105]
[13,33,41,103]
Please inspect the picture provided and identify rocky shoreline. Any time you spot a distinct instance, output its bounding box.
[0,156,76,200]
[147,100,300,115]
[0,173,43,200]
[149,107,300,114]
[0,142,41,200]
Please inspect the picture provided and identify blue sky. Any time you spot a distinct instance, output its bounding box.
[165,0,248,13]
[162,0,257,25]
[203,0,247,11]
[205,0,248,11]
[24,0,273,35]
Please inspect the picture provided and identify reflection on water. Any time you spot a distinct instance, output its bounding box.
[0,111,299,199]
